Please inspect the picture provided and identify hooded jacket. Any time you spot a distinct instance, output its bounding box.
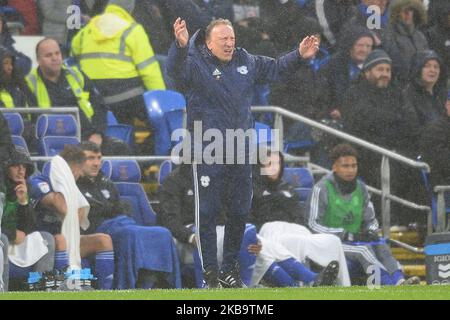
[402,50,448,131]
[1,149,37,242]
[318,27,375,113]
[250,152,307,230]
[0,13,31,75]
[167,28,305,134]
[0,48,31,108]
[382,0,429,85]
[71,4,166,100]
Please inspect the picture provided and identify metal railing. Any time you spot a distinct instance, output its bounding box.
[3,106,435,237]
[251,106,432,238]
[434,186,450,232]
[1,107,82,141]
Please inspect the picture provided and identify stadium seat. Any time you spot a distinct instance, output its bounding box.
[282,167,314,202]
[4,112,29,153]
[4,112,24,135]
[283,167,314,188]
[103,159,156,226]
[105,124,134,146]
[35,114,80,156]
[107,111,119,125]
[143,90,186,155]
[283,140,316,153]
[158,160,173,185]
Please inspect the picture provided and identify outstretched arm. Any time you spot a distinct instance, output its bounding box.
[254,35,320,84]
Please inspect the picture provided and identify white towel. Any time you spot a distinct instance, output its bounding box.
[49,156,90,270]
[8,232,49,267]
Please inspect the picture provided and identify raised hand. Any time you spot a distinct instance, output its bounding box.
[298,35,320,59]
[173,17,189,48]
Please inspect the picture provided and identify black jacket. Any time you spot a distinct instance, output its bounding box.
[1,149,37,242]
[155,166,196,244]
[76,172,125,235]
[2,178,36,242]
[250,153,307,230]
[317,27,375,115]
[419,116,450,187]
[342,79,415,152]
[402,50,447,141]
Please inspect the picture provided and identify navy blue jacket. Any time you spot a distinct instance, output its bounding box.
[167,30,305,134]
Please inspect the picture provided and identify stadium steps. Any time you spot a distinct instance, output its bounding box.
[389,231,422,246]
[403,265,426,277]
[391,248,425,262]
[390,230,426,282]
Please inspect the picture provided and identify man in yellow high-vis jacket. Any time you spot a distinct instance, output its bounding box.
[71,0,166,129]
[25,38,107,141]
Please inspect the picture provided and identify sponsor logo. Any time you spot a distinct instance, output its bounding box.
[237,66,248,75]
[438,263,450,279]
[38,182,50,194]
[101,189,111,199]
[200,176,210,188]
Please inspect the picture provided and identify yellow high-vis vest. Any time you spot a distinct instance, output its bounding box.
[26,65,94,119]
[70,4,165,91]
[0,89,14,108]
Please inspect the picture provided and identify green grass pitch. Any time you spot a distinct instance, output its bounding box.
[1,285,450,300]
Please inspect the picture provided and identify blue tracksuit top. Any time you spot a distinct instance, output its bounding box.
[167,30,306,134]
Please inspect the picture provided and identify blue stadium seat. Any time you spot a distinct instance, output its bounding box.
[143,90,186,155]
[4,112,24,135]
[103,159,156,226]
[282,167,314,202]
[283,167,314,188]
[158,160,173,185]
[107,111,118,125]
[101,160,112,178]
[35,114,80,156]
[283,140,316,153]
[11,136,29,154]
[4,112,29,153]
[105,124,134,146]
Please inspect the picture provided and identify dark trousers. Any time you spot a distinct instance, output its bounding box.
[192,163,252,274]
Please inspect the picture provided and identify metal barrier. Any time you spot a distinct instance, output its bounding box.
[251,106,432,238]
[434,186,450,232]
[1,107,82,141]
[3,106,435,236]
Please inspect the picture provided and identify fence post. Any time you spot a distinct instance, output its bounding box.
[381,155,391,239]
[436,191,446,233]
[274,113,284,150]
